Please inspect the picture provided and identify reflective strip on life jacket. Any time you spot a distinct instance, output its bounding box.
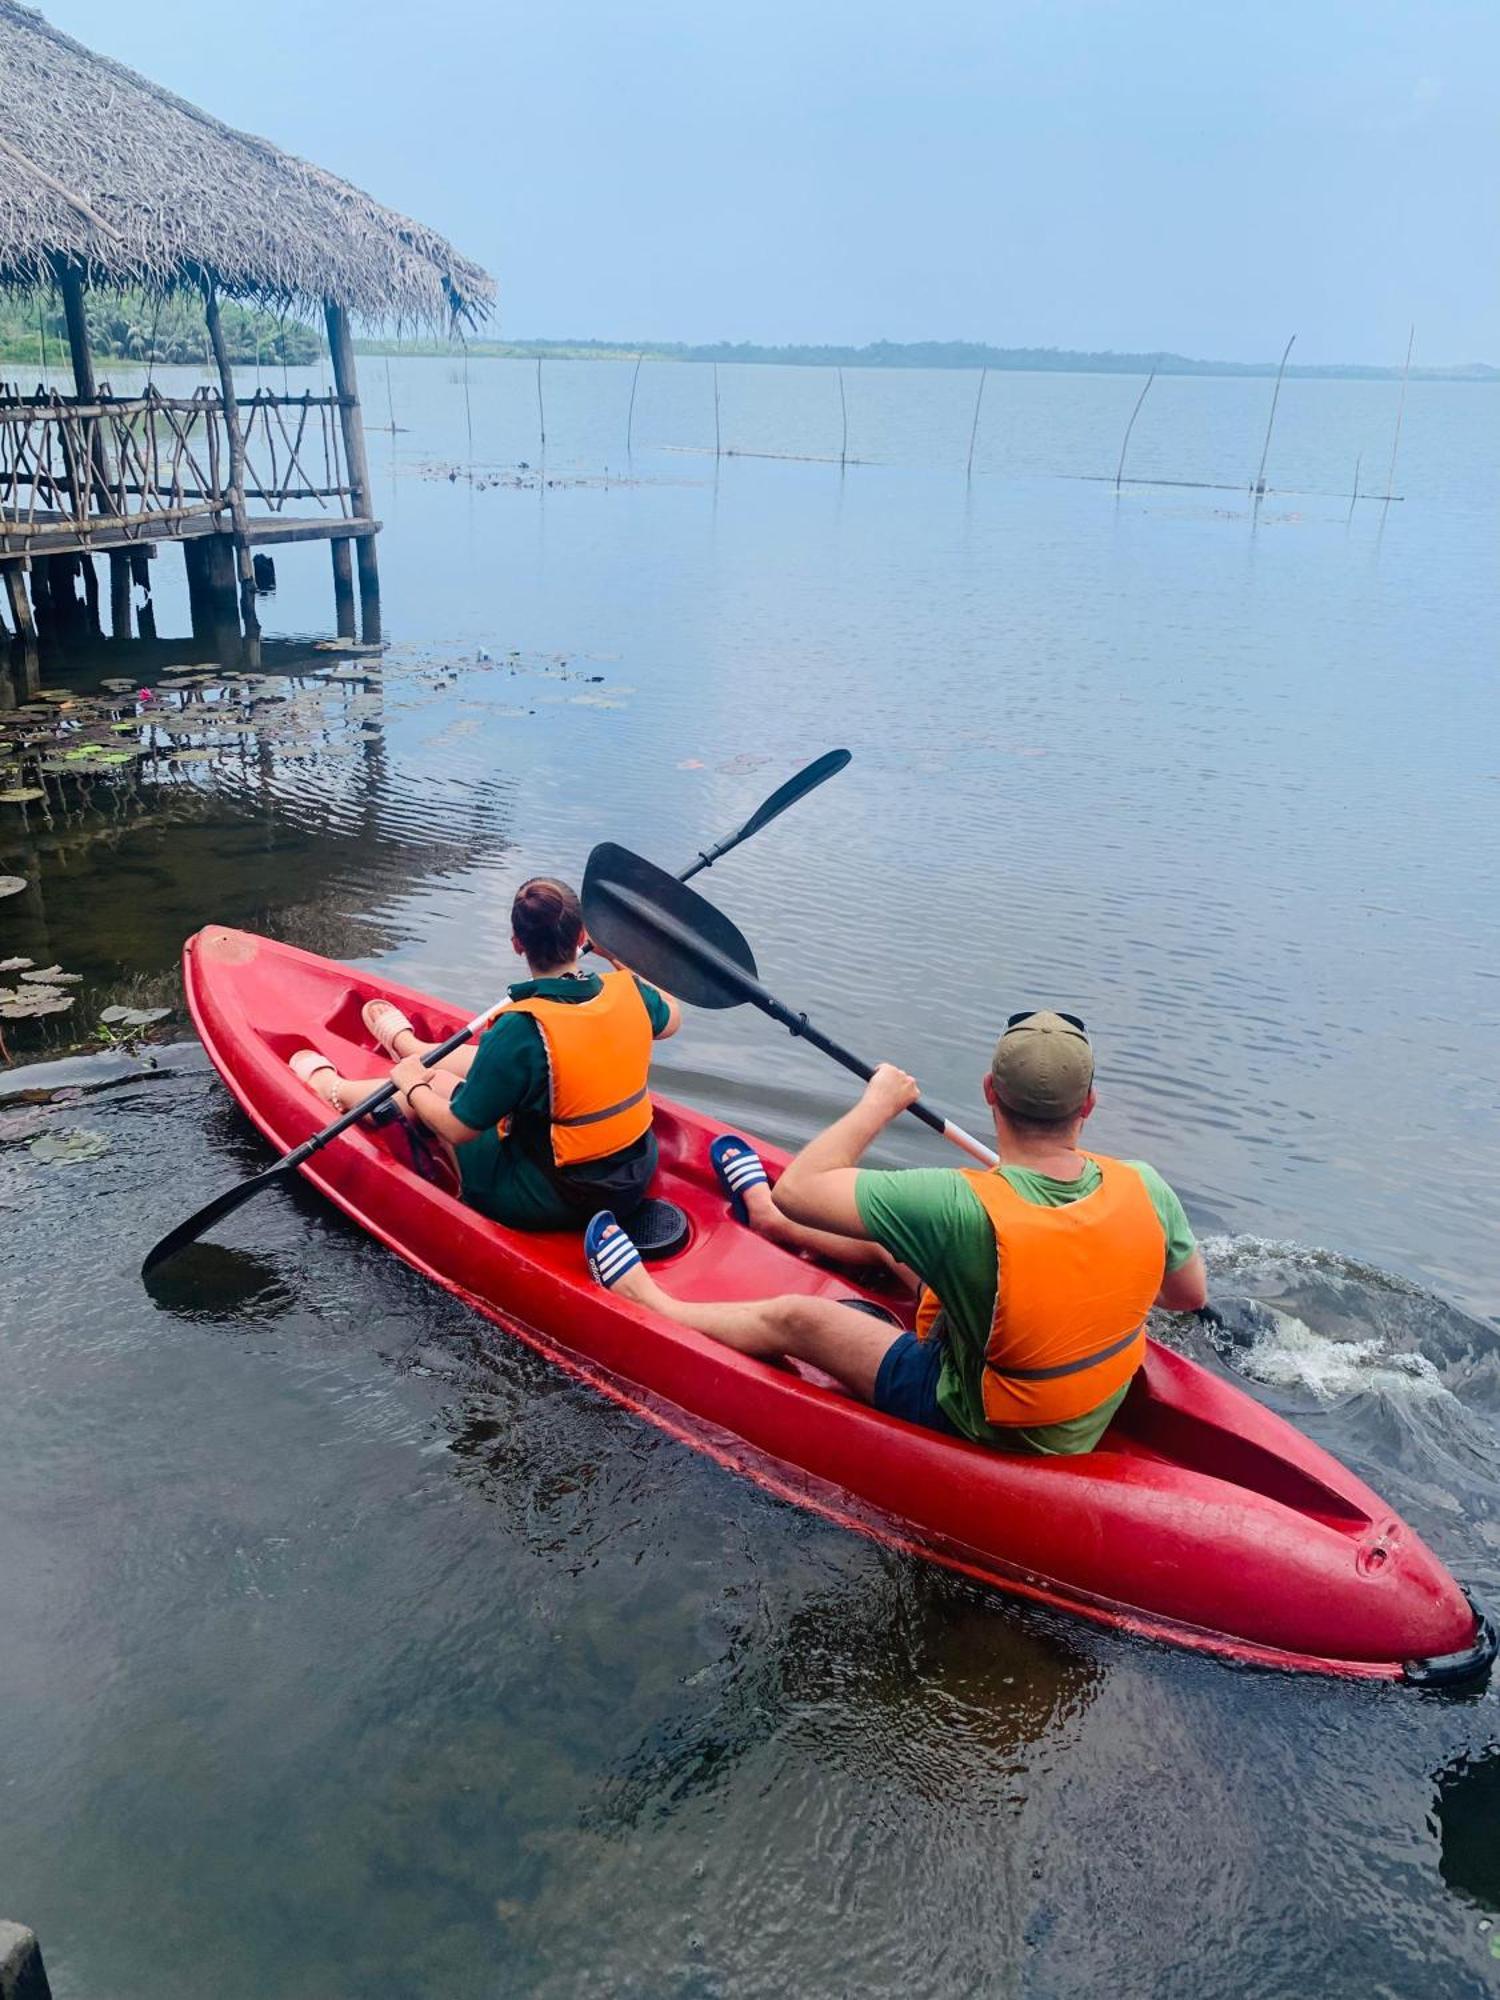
[916,1156,1163,1429]
[507,971,655,1167]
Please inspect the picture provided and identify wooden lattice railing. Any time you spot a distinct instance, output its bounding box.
[0,386,355,550]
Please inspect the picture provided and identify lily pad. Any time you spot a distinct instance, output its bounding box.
[0,875,27,898]
[29,1127,109,1165]
[22,967,81,984]
[0,957,33,972]
[0,787,44,803]
[99,678,136,694]
[99,1005,171,1027]
[0,1106,50,1143]
[0,992,74,1018]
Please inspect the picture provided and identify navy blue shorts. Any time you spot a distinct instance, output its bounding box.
[872,1333,960,1436]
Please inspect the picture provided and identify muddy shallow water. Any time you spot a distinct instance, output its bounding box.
[1,358,1498,1997]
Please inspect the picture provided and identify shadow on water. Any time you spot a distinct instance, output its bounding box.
[144,1240,296,1323]
[1434,1746,1500,1915]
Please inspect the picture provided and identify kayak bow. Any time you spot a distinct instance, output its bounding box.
[180,926,1496,1689]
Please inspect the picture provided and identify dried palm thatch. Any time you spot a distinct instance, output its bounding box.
[0,2,494,327]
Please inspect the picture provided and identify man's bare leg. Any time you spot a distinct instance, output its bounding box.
[739,1182,914,1289]
[610,1255,898,1404]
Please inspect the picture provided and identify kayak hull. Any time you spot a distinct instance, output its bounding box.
[181,927,1495,1686]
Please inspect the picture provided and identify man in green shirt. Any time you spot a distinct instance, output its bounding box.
[589,1011,1206,1454]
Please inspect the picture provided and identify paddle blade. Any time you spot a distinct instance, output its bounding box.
[736,747,850,841]
[141,1159,293,1277]
[583,843,760,1010]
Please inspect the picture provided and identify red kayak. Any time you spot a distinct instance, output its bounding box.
[183,926,1495,1686]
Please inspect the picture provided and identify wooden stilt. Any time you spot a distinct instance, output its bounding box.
[80,552,101,637]
[109,551,133,640]
[324,303,382,644]
[202,534,240,660]
[182,538,210,639]
[330,537,356,638]
[5,564,39,697]
[354,537,380,643]
[5,564,36,647]
[202,281,261,666]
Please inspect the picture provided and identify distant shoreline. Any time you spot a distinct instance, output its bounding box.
[353,335,1496,383]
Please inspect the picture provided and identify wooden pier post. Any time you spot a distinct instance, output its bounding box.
[330,538,356,638]
[80,551,101,637]
[202,281,261,666]
[201,535,242,660]
[4,565,36,650]
[325,303,381,644]
[55,257,115,533]
[182,538,211,640]
[109,550,133,640]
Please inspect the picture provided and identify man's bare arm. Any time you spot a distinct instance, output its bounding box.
[1155,1249,1208,1314]
[772,1064,920,1238]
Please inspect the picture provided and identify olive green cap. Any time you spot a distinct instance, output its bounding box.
[990,1011,1095,1120]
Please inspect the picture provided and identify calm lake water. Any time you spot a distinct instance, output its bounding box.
[2,357,1499,1998]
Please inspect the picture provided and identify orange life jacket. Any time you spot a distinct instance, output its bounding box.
[914,1154,1164,1428]
[506,971,655,1168]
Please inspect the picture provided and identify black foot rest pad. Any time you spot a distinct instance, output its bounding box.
[619,1197,690,1261]
[838,1297,906,1328]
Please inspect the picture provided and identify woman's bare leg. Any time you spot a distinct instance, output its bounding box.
[384,1032,478,1081]
[611,1258,898,1403]
[365,1001,479,1079]
[300,1062,464,1179]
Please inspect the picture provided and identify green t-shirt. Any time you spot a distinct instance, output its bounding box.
[855,1160,1197,1454]
[449,972,671,1211]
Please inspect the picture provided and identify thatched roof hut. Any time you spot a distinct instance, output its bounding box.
[0,0,493,325]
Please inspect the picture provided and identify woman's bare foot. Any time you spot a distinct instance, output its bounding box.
[289,1048,344,1110]
[362,999,418,1058]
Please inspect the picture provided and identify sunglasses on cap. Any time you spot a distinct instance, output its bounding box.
[1006,1010,1087,1034]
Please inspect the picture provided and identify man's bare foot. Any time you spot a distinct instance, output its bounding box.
[585,1212,662,1307]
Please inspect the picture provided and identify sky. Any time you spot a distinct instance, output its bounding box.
[50,0,1500,365]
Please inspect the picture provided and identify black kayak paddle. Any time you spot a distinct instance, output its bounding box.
[142,748,852,1278]
[580,842,999,1167]
[677,747,850,881]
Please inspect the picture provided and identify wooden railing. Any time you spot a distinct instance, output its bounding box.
[0,386,355,552]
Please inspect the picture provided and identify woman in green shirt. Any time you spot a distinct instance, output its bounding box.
[290,878,679,1230]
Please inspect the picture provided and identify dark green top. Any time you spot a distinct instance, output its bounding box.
[449,971,672,1230]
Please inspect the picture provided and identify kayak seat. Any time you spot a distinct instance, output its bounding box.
[618,1196,690,1262]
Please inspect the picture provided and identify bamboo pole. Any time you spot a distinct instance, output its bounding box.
[1252,334,1296,496]
[1382,325,1414,517]
[1114,369,1156,491]
[626,351,643,454]
[713,364,721,458]
[838,367,848,469]
[965,367,988,479]
[1346,453,1361,526]
[202,280,261,664]
[536,356,546,452]
[324,302,381,643]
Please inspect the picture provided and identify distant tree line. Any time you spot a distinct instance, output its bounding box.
[0,289,321,371]
[356,333,1497,383]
